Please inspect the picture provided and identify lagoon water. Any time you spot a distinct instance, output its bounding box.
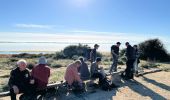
[0,42,170,54]
[0,42,113,54]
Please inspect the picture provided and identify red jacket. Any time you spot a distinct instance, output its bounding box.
[31,64,50,90]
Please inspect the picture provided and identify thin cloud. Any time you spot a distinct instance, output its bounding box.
[14,24,54,29]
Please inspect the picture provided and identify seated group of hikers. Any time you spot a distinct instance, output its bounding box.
[8,56,116,100]
[8,41,141,100]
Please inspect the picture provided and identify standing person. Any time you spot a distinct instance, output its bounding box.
[8,59,35,100]
[90,57,105,85]
[31,56,50,93]
[78,57,90,80]
[133,45,140,75]
[109,42,121,73]
[90,44,99,63]
[64,60,84,90]
[124,42,136,79]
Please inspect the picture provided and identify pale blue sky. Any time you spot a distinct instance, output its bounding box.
[0,0,170,51]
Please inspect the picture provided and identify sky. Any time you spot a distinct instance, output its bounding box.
[0,0,170,52]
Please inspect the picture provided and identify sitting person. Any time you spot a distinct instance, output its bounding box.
[90,57,105,85]
[31,56,50,95]
[78,57,90,80]
[64,60,84,91]
[90,57,118,90]
[8,59,35,100]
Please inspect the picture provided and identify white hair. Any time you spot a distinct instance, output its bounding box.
[17,59,27,65]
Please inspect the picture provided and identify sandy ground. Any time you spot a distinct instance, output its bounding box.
[1,69,170,100]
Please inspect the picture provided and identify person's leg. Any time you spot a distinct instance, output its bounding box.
[94,72,105,83]
[125,60,131,79]
[114,57,118,72]
[110,55,116,73]
[133,59,137,73]
[10,88,17,100]
[129,59,135,79]
[21,84,36,100]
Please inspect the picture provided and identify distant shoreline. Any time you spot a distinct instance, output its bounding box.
[0,51,56,54]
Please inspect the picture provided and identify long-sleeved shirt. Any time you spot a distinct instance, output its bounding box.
[8,67,31,89]
[31,64,50,90]
[90,62,100,76]
[78,61,90,79]
[64,63,82,85]
[126,45,136,60]
[90,49,97,62]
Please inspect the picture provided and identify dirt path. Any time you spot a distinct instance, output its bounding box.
[1,70,170,100]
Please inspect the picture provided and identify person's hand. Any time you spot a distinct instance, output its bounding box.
[30,79,35,84]
[12,85,19,94]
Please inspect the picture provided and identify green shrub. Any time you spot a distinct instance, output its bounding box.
[139,38,170,62]
[54,44,102,59]
[51,63,62,68]
[141,63,160,69]
[53,51,66,59]
[118,60,124,65]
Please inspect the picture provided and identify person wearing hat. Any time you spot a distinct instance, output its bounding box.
[109,42,121,73]
[90,44,99,63]
[31,56,50,91]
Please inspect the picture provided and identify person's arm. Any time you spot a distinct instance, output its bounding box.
[90,49,93,60]
[126,46,130,58]
[73,68,82,83]
[112,49,118,57]
[111,46,118,57]
[8,70,20,94]
[8,70,15,88]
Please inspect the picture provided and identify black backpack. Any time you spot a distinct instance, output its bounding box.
[100,78,112,91]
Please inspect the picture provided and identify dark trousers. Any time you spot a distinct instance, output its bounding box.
[110,55,118,72]
[92,72,105,83]
[10,85,36,100]
[125,59,135,79]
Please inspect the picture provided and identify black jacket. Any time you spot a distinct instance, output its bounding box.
[8,67,31,89]
[126,45,136,60]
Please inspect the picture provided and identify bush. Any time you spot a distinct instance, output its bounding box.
[118,59,124,65]
[53,51,66,59]
[140,63,160,69]
[12,53,54,59]
[119,48,126,57]
[51,62,63,68]
[63,44,85,59]
[54,44,102,59]
[138,38,170,62]
[9,58,18,62]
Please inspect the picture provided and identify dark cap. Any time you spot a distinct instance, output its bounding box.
[116,42,121,45]
[96,57,101,62]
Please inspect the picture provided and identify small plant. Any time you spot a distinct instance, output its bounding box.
[118,60,124,65]
[141,63,160,69]
[51,62,63,68]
